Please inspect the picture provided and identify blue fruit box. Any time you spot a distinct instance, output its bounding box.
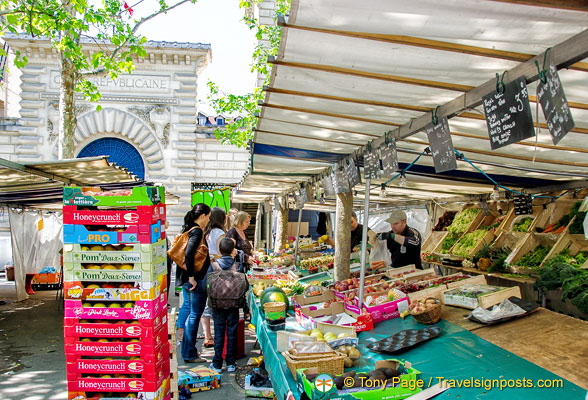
[178,367,222,393]
[297,359,421,400]
[63,186,164,207]
[63,221,164,245]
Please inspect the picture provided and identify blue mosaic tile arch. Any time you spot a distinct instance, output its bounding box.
[77,138,145,180]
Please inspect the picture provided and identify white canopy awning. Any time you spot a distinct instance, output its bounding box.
[236,0,588,209]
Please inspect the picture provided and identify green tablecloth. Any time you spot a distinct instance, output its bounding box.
[249,292,587,400]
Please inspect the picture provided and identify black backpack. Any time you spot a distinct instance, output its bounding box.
[207,270,249,309]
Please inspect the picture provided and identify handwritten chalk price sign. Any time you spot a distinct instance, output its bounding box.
[380,139,399,178]
[363,147,381,180]
[537,64,575,145]
[333,168,350,194]
[344,157,362,188]
[426,116,457,173]
[323,174,336,197]
[483,76,534,150]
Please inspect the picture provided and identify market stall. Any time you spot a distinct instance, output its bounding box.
[232,1,588,398]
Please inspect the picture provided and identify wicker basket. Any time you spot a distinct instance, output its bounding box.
[410,299,442,325]
[282,351,345,380]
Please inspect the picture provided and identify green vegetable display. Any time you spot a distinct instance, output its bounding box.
[569,211,586,235]
[513,217,534,233]
[543,249,588,269]
[535,261,588,314]
[450,230,488,257]
[441,234,460,253]
[515,245,551,269]
[446,208,480,235]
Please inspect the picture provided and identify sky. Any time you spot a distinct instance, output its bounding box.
[132,0,258,114]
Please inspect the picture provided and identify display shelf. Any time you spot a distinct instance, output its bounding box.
[64,293,167,321]
[63,259,166,283]
[505,232,560,273]
[63,277,166,301]
[63,239,166,264]
[63,186,165,207]
[530,200,576,233]
[543,233,588,268]
[63,204,166,226]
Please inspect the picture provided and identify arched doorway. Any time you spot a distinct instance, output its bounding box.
[77,137,146,180]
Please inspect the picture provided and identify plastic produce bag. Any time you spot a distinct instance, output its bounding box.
[369,239,391,266]
[468,298,526,323]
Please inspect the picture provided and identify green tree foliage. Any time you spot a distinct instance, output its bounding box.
[207,0,290,147]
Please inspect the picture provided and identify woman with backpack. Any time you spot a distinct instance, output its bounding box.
[178,203,211,363]
[207,237,249,373]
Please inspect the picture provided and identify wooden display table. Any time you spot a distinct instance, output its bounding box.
[441,305,588,390]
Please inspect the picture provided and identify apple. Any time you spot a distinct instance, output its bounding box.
[93,303,107,308]
[102,264,118,270]
[98,339,110,343]
[122,246,134,251]
[101,283,115,288]
[87,284,101,289]
[123,302,134,308]
[109,303,122,308]
[128,339,140,343]
[119,283,133,288]
[86,265,101,270]
[105,245,115,251]
[81,246,90,251]
[82,302,92,307]
[338,332,351,338]
[100,374,112,379]
[129,356,140,360]
[80,338,92,342]
[119,264,134,270]
[90,245,103,251]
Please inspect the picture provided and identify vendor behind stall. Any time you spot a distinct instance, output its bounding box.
[378,210,422,269]
[323,212,376,253]
[350,212,377,253]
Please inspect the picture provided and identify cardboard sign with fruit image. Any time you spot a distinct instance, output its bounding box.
[298,359,422,400]
[63,186,164,207]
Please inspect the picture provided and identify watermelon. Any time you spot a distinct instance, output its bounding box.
[260,287,289,310]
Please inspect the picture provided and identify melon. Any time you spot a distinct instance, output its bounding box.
[259,287,289,310]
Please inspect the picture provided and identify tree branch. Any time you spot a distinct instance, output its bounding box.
[80,0,193,77]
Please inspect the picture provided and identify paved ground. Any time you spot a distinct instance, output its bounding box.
[0,275,262,400]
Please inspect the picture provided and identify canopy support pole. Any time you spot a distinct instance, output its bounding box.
[254,204,262,250]
[357,178,371,309]
[266,202,272,253]
[293,208,303,266]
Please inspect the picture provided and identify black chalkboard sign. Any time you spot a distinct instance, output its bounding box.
[513,195,533,215]
[426,116,457,173]
[483,76,534,150]
[333,168,350,194]
[323,174,336,197]
[380,139,399,178]
[344,157,362,188]
[363,148,381,180]
[537,64,575,145]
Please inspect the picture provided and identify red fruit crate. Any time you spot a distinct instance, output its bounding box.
[63,278,166,301]
[63,205,166,226]
[63,221,165,245]
[64,293,167,321]
[64,328,168,358]
[64,313,167,340]
[66,343,169,380]
[68,392,170,400]
[67,360,169,393]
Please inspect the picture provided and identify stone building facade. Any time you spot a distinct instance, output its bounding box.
[0,35,249,232]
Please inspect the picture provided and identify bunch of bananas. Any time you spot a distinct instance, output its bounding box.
[273,279,305,295]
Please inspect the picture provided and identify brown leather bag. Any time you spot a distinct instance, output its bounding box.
[167,227,208,272]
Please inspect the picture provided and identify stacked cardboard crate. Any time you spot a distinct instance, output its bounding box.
[63,186,171,400]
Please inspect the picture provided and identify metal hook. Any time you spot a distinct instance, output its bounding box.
[535,60,547,85]
[431,105,440,126]
[495,72,506,94]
